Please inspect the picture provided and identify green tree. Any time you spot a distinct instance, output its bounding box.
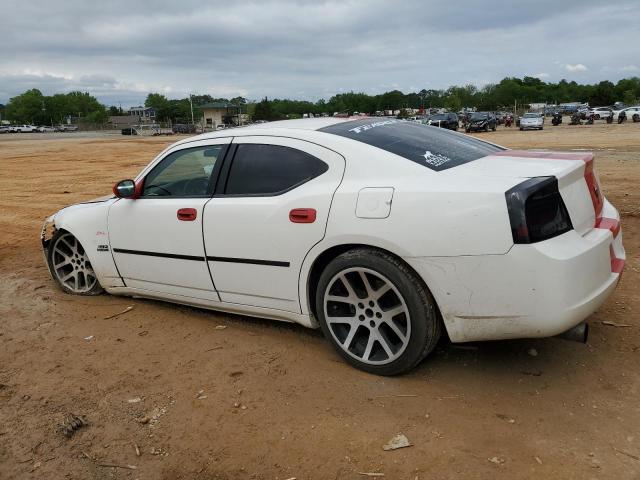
[253,97,278,121]
[622,89,637,106]
[588,81,615,106]
[5,89,46,123]
[145,93,171,120]
[444,94,462,112]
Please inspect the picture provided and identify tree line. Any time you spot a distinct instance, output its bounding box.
[2,76,639,124]
[1,89,107,125]
[250,77,640,121]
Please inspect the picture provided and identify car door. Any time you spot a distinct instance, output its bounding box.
[202,136,345,313]
[108,138,231,300]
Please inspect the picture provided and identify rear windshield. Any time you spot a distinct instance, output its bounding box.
[318,119,504,171]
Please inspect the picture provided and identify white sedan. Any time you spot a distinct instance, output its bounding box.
[588,107,613,120]
[519,112,544,130]
[41,118,625,375]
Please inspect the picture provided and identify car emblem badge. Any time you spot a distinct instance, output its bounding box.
[97,245,109,252]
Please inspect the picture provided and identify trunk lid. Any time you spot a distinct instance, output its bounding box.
[460,150,602,236]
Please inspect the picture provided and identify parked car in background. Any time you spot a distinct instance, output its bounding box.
[40,117,625,375]
[588,107,613,120]
[519,112,545,130]
[465,112,497,132]
[36,126,57,133]
[612,106,640,123]
[121,127,137,135]
[426,113,459,130]
[57,124,79,132]
[12,124,38,133]
[0,125,10,134]
[495,112,508,125]
[172,124,197,134]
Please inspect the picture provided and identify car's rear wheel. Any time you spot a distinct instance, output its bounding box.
[316,249,441,375]
[47,231,103,295]
[633,114,640,123]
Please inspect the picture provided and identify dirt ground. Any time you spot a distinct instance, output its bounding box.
[0,121,639,480]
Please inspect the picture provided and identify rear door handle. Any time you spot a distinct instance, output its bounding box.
[289,208,316,223]
[177,208,197,221]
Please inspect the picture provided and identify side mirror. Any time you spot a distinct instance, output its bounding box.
[113,179,138,199]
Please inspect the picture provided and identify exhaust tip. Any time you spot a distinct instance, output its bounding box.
[557,322,589,343]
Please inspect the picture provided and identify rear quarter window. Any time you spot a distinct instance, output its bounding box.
[318,119,504,171]
[224,144,328,196]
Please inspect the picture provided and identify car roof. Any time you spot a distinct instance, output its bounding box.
[173,117,380,145]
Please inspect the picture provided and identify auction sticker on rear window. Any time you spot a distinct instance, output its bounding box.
[319,119,505,171]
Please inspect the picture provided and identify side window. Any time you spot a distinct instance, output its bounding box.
[224,144,328,196]
[142,145,223,197]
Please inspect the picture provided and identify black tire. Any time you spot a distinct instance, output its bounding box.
[315,248,441,376]
[465,128,470,133]
[633,114,640,123]
[47,230,103,296]
[519,127,523,131]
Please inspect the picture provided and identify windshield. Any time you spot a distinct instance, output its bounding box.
[470,113,488,120]
[429,114,446,121]
[523,113,539,118]
[318,119,504,172]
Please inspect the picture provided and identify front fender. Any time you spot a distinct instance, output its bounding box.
[42,199,124,288]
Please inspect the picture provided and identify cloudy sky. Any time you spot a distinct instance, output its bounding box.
[1,0,639,107]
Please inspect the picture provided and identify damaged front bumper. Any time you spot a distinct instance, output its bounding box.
[41,214,57,279]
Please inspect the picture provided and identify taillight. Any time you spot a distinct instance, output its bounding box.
[505,177,573,243]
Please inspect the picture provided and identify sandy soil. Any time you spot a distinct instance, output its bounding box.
[0,122,639,479]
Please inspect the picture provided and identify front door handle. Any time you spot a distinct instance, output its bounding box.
[177,208,197,221]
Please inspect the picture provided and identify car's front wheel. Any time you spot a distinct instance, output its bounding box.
[47,231,103,295]
[316,249,441,375]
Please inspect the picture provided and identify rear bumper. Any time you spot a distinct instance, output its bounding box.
[405,199,624,342]
[466,124,489,131]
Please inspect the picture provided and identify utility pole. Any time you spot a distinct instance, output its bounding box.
[189,94,195,125]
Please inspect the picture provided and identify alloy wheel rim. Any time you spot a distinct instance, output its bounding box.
[323,267,411,365]
[51,233,97,293]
